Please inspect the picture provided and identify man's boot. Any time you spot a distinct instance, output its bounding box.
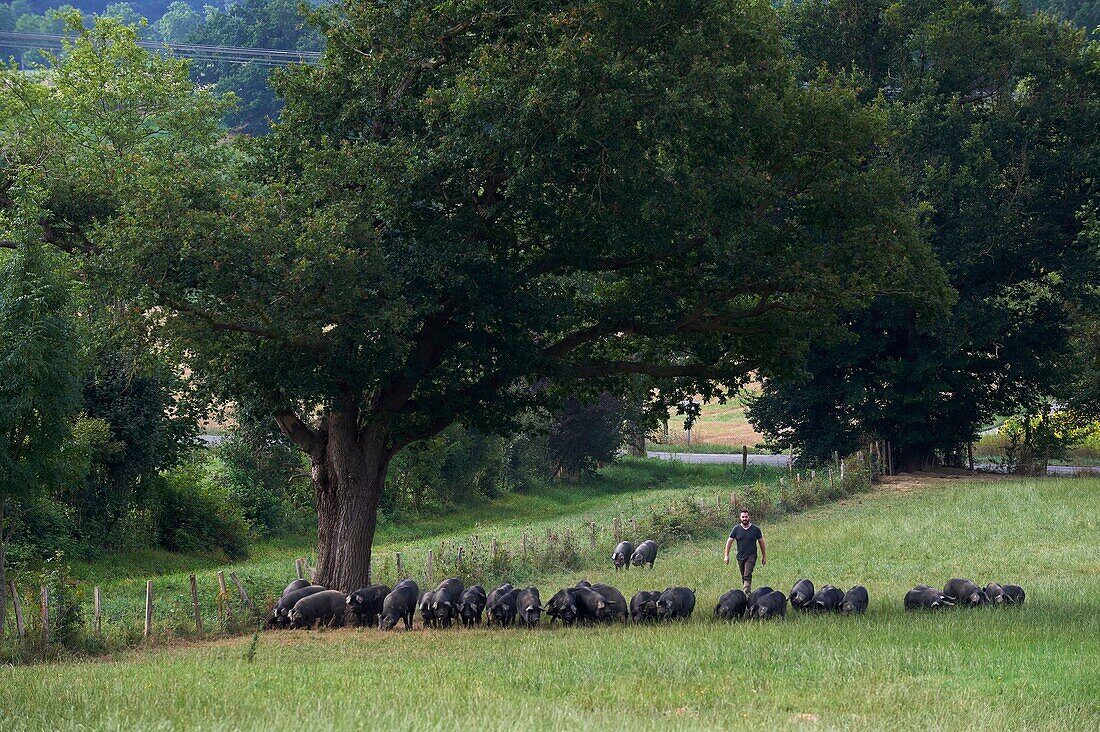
[743,580,751,594]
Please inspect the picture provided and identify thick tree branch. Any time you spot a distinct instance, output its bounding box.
[567,359,753,381]
[160,294,327,352]
[274,410,321,454]
[372,304,456,420]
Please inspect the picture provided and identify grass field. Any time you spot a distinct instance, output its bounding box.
[653,392,766,449]
[2,473,1097,730]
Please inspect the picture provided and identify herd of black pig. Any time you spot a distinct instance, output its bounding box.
[267,539,1026,630]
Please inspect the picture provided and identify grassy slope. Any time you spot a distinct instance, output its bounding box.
[2,475,1097,730]
[60,460,773,634]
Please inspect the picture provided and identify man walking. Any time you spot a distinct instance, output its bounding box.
[724,509,766,593]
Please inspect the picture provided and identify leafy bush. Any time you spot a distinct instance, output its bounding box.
[5,496,89,564]
[149,463,251,559]
[209,435,312,537]
[386,424,542,515]
[545,394,628,479]
[998,409,1098,473]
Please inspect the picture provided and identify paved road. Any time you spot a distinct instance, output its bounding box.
[647,451,1100,476]
[648,451,789,466]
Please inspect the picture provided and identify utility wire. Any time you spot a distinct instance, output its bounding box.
[0,31,322,66]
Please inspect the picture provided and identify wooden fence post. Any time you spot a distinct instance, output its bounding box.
[216,571,231,623]
[295,558,305,580]
[612,517,621,543]
[840,457,846,480]
[589,522,597,550]
[521,533,528,559]
[94,586,102,637]
[490,538,498,562]
[742,445,748,470]
[9,581,24,639]
[715,494,721,510]
[144,580,154,639]
[457,546,464,567]
[40,585,49,642]
[967,441,974,471]
[190,574,203,631]
[426,550,434,583]
[396,553,404,578]
[229,572,253,609]
[796,472,801,484]
[631,517,638,536]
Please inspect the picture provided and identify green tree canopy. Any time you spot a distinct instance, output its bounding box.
[5,3,941,589]
[0,197,82,631]
[752,0,1100,469]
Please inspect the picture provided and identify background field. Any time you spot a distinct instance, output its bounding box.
[648,390,767,451]
[2,473,1097,730]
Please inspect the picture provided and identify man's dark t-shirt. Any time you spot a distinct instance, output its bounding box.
[729,524,763,561]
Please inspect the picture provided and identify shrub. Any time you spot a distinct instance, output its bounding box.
[545,394,628,478]
[5,496,90,564]
[149,463,251,559]
[386,423,542,516]
[999,409,1098,473]
[209,436,313,537]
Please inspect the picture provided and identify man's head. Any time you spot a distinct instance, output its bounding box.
[740,510,750,526]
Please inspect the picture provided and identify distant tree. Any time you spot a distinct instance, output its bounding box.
[547,394,628,479]
[6,8,938,590]
[189,0,321,133]
[103,1,141,25]
[152,0,197,42]
[1023,0,1100,35]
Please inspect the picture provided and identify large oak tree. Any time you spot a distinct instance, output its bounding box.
[3,2,939,590]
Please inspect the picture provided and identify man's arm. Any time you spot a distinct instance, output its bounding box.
[758,537,767,565]
[724,537,734,564]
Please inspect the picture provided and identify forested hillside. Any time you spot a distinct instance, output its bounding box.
[2,0,1096,134]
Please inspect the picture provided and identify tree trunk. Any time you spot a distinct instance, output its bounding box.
[0,499,6,637]
[626,425,646,457]
[307,411,392,592]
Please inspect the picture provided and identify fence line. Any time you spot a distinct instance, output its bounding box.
[2,457,871,643]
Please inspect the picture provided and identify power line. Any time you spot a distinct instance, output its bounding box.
[0,31,322,66]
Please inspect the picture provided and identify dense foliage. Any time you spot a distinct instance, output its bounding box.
[0,0,1095,592]
[749,0,1100,471]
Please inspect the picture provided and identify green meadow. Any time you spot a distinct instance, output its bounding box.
[2,472,1097,730]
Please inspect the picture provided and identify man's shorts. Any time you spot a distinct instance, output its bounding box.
[737,556,757,582]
